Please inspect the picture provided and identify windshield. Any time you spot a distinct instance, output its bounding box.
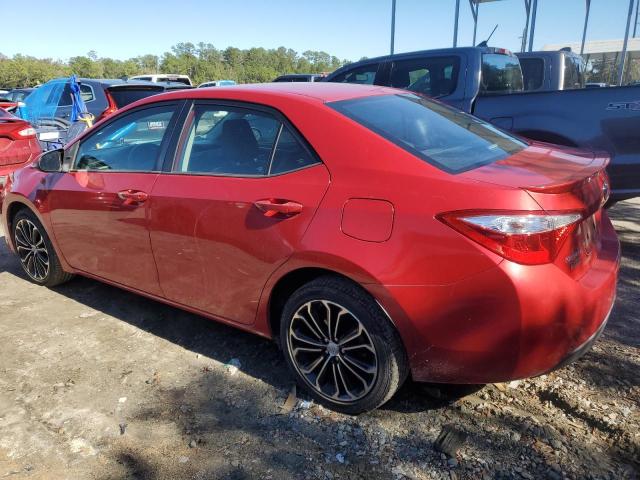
[329,94,527,174]
[481,54,524,94]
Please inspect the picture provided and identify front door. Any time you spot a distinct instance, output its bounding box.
[49,103,180,295]
[149,102,330,324]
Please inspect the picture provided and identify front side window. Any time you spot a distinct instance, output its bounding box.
[481,54,524,94]
[75,105,175,171]
[176,104,319,176]
[390,56,460,97]
[330,94,527,174]
[330,64,379,85]
[519,58,544,91]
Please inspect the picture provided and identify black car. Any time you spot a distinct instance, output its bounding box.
[273,74,326,82]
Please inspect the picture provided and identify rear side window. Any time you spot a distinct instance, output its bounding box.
[519,58,544,91]
[390,56,460,97]
[270,127,319,174]
[329,94,527,174]
[58,84,95,106]
[75,105,175,171]
[176,105,319,176]
[330,64,379,84]
[563,56,585,90]
[481,54,524,94]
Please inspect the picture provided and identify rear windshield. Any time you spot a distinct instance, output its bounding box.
[481,54,524,94]
[519,58,544,91]
[329,94,527,174]
[108,88,162,108]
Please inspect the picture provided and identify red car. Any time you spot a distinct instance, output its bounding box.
[0,83,618,413]
[0,109,41,201]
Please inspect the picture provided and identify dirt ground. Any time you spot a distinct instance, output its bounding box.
[0,199,638,480]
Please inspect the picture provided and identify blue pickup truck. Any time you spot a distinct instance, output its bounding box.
[325,46,640,202]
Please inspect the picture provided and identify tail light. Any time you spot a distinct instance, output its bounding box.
[438,210,583,265]
[97,89,118,122]
[1,123,37,140]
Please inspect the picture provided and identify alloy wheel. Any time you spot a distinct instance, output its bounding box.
[14,219,50,281]
[287,300,378,403]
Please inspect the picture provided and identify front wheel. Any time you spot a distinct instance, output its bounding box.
[280,276,408,414]
[12,209,74,287]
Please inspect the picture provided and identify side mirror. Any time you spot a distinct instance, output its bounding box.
[38,149,63,173]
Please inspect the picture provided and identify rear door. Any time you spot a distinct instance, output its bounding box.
[149,101,330,325]
[49,101,182,294]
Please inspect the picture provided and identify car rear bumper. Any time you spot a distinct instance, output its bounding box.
[368,213,620,384]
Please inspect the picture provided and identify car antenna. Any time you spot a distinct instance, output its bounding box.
[477,24,498,47]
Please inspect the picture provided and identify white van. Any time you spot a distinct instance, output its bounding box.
[129,74,193,86]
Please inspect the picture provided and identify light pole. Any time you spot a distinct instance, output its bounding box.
[390,0,397,54]
[527,0,538,52]
[453,0,461,47]
[580,0,592,55]
[617,0,636,85]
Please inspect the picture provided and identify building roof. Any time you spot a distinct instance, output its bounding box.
[542,38,640,54]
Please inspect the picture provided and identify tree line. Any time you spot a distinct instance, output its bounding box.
[0,42,351,88]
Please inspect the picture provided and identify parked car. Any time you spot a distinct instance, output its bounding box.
[20,78,192,148]
[273,74,326,82]
[198,80,237,88]
[130,74,193,86]
[0,98,18,112]
[0,109,41,199]
[585,82,610,88]
[1,83,618,413]
[325,46,640,202]
[515,49,586,91]
[3,87,36,103]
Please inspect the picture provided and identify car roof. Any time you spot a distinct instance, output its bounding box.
[131,82,400,106]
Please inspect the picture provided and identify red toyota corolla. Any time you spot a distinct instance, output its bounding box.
[0,83,618,413]
[0,109,41,200]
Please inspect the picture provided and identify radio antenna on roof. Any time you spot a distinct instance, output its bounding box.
[477,24,499,47]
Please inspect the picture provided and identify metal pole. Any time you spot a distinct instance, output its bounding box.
[581,0,591,55]
[473,2,479,46]
[454,0,460,47]
[633,0,639,37]
[527,0,538,52]
[617,0,635,85]
[390,0,396,54]
[522,0,531,53]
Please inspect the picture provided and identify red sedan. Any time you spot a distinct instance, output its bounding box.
[0,109,41,200]
[0,83,618,413]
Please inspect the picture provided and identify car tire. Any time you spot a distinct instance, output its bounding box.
[12,209,74,287]
[280,275,408,414]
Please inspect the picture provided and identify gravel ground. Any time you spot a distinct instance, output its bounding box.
[0,199,638,480]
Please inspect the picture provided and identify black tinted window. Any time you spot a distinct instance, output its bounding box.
[330,64,379,84]
[177,106,280,176]
[481,54,524,94]
[270,127,319,174]
[58,84,95,106]
[330,94,526,174]
[76,105,175,171]
[390,56,459,97]
[563,56,585,90]
[519,58,544,90]
[108,88,163,108]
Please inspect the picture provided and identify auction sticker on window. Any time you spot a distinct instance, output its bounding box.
[147,121,166,130]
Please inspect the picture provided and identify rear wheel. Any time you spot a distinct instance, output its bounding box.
[12,209,73,287]
[280,275,408,414]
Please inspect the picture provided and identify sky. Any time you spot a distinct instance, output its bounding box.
[2,0,638,61]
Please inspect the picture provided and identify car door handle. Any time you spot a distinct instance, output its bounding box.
[117,189,149,205]
[254,199,303,217]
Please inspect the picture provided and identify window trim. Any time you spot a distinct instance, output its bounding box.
[69,100,186,173]
[166,99,322,178]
